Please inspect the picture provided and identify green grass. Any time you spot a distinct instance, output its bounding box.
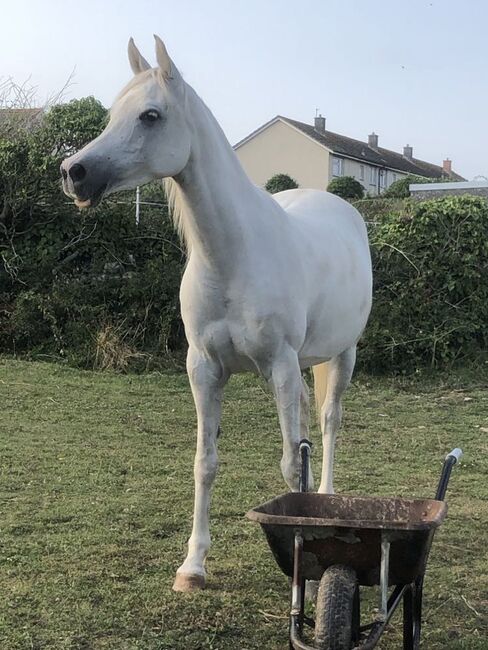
[0,358,487,649]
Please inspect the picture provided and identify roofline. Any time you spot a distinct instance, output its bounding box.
[278,117,334,154]
[234,115,464,180]
[233,116,281,149]
[233,115,333,155]
[324,151,432,177]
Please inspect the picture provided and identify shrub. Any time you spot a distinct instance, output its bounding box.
[382,175,432,199]
[265,173,299,193]
[327,176,364,200]
[360,195,488,372]
[0,97,186,369]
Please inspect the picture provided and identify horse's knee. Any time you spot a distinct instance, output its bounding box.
[194,448,218,486]
[281,455,300,491]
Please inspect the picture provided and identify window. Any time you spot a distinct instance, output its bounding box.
[332,157,343,177]
[359,165,365,181]
[369,167,378,185]
[392,173,397,183]
[380,169,387,189]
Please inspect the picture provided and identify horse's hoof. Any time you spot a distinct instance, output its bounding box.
[172,572,206,592]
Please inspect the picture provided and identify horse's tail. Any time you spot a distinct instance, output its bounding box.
[312,362,328,424]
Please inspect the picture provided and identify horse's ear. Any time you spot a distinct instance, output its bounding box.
[154,35,174,80]
[128,37,151,75]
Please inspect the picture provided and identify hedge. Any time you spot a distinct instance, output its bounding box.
[1,98,486,373]
[360,195,488,371]
[0,98,185,371]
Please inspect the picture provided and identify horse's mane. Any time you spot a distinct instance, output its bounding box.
[163,177,192,252]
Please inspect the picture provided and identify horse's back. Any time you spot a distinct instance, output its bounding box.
[273,188,367,237]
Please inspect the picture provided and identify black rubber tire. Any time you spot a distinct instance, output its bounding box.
[314,564,358,650]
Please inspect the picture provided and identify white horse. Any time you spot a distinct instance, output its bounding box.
[61,36,372,592]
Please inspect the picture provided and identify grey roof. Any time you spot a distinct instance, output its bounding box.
[235,115,465,181]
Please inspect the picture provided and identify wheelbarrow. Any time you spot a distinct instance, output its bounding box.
[247,441,462,649]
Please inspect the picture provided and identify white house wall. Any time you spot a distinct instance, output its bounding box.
[330,156,409,195]
[235,120,330,190]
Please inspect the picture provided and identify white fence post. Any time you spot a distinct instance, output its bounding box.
[135,186,140,225]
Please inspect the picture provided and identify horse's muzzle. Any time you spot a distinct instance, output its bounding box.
[61,159,108,209]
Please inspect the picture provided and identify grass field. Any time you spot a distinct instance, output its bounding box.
[0,358,487,649]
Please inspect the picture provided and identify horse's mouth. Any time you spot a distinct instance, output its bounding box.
[73,183,107,210]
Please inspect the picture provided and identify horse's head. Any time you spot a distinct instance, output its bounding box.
[61,36,191,209]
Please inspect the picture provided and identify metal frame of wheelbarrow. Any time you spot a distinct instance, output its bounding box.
[248,440,462,650]
[288,441,462,650]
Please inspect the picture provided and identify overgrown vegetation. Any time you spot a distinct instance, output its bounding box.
[1,95,486,374]
[0,359,486,649]
[327,175,364,200]
[265,173,299,193]
[382,174,435,198]
[361,195,488,372]
[0,96,186,370]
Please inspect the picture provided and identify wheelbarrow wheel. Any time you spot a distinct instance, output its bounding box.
[314,564,358,650]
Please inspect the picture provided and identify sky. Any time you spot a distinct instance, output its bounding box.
[1,0,487,180]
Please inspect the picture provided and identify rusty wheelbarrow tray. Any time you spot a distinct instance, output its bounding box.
[246,441,462,650]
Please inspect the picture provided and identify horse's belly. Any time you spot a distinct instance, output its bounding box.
[298,289,371,364]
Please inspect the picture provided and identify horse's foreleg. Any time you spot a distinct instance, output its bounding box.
[173,349,226,592]
[318,346,356,494]
[270,349,303,492]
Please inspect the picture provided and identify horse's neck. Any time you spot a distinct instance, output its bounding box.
[168,87,265,272]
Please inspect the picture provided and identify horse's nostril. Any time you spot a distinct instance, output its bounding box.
[69,163,87,183]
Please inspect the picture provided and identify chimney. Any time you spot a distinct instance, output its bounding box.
[314,114,326,134]
[403,144,413,160]
[443,158,452,176]
[368,132,378,149]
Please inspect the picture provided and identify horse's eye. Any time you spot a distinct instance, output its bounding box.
[139,110,160,124]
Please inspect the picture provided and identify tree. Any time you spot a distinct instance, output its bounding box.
[327,176,364,200]
[265,173,299,194]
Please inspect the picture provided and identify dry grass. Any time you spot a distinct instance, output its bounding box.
[94,323,144,372]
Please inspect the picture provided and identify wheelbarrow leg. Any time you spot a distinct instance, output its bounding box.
[413,577,423,648]
[403,578,423,649]
[352,584,361,645]
[403,584,414,649]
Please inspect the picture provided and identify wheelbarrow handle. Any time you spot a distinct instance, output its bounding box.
[299,439,312,493]
[435,447,463,501]
[446,448,463,463]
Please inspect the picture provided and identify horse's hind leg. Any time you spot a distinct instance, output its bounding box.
[317,346,356,494]
[300,376,314,489]
[270,348,303,492]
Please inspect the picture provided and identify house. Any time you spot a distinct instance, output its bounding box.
[0,108,43,133]
[234,115,465,194]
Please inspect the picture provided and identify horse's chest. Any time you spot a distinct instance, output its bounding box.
[201,314,276,372]
[180,264,303,372]
[183,291,278,372]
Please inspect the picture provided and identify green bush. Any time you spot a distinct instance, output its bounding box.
[360,195,488,372]
[382,175,432,198]
[327,176,364,200]
[265,173,299,193]
[0,98,186,369]
[2,97,487,375]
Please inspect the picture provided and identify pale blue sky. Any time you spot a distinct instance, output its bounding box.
[2,0,487,179]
